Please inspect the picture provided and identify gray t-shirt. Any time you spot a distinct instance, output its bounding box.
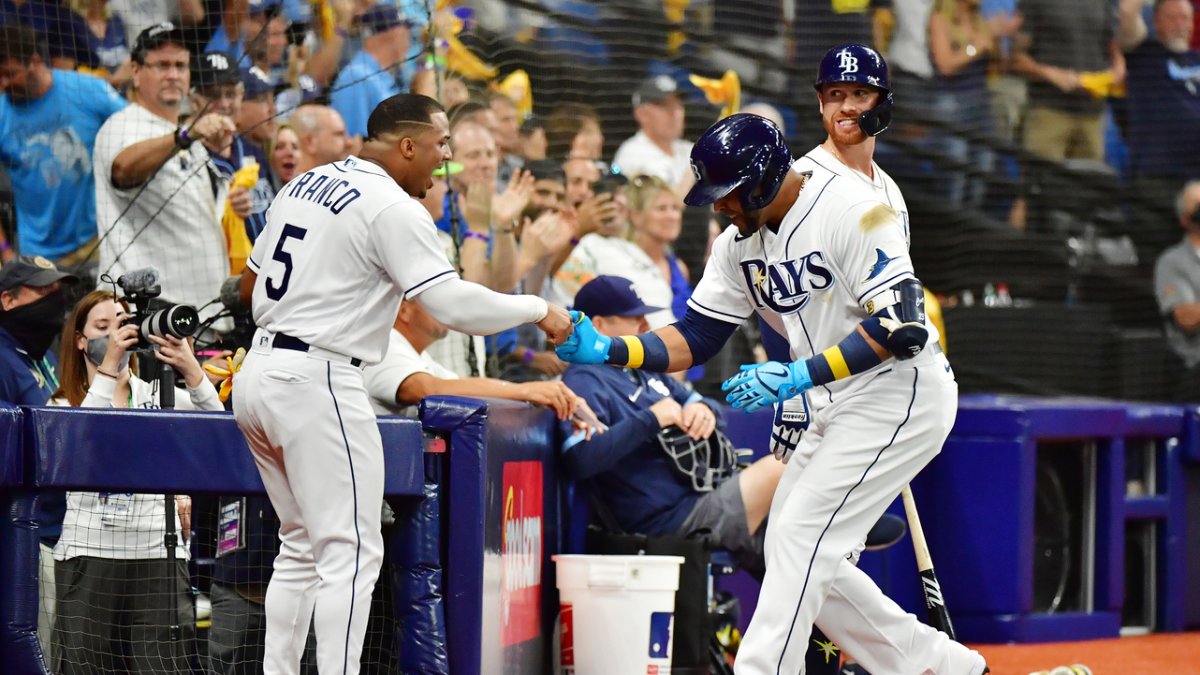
[1018,0,1114,115]
[1154,237,1200,366]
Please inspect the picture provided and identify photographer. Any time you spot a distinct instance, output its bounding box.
[49,289,221,674]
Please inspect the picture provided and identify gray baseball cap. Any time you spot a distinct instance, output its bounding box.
[0,256,78,292]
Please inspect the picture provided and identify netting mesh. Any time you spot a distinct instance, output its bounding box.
[5,0,1198,670]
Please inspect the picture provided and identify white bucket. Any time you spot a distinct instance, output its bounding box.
[553,554,685,675]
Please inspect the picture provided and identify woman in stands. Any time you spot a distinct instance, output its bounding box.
[50,289,221,674]
[270,124,301,188]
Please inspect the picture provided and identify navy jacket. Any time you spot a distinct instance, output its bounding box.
[560,364,724,536]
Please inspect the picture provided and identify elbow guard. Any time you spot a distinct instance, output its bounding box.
[871,279,929,360]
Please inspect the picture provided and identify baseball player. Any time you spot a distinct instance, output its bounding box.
[232,94,573,675]
[557,45,988,674]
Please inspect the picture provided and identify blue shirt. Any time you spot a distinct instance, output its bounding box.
[1126,41,1200,179]
[559,364,722,536]
[207,135,272,241]
[0,325,65,543]
[331,50,401,138]
[0,0,93,66]
[84,13,129,73]
[0,70,127,258]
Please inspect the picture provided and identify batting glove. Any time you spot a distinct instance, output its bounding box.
[554,311,612,365]
[770,395,810,464]
[722,360,814,413]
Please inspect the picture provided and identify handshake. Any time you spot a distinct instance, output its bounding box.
[553,310,614,365]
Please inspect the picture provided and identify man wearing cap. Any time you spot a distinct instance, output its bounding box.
[331,4,410,139]
[0,255,78,661]
[191,51,265,236]
[613,74,695,194]
[94,23,234,331]
[237,65,278,155]
[0,25,126,272]
[558,275,788,574]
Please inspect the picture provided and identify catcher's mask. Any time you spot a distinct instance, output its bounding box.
[657,426,739,492]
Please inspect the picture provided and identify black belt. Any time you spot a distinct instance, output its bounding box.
[272,333,363,367]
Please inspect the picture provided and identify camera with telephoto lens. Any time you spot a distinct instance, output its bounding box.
[116,267,200,349]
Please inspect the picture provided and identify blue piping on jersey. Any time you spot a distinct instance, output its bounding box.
[325,362,362,675]
[774,367,920,674]
[783,175,837,254]
[404,269,455,297]
[856,270,913,304]
[686,297,749,323]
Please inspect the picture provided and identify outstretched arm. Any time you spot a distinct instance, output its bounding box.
[555,307,739,373]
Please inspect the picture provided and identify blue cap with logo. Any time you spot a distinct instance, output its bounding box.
[242,65,274,99]
[573,276,663,318]
[357,4,410,34]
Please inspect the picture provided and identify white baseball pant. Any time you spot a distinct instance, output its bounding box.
[735,352,985,675]
[234,343,385,675]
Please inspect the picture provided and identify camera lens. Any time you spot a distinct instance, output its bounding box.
[141,304,200,340]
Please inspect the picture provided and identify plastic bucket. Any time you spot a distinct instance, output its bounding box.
[553,554,685,675]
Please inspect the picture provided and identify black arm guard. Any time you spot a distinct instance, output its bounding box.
[878,279,929,360]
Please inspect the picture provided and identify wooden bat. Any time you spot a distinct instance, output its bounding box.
[901,484,956,639]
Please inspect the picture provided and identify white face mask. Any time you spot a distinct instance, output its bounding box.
[85,334,130,373]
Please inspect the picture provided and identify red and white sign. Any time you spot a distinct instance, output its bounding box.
[559,603,574,672]
[501,461,543,646]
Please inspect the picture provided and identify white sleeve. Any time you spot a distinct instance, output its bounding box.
[415,276,548,335]
[830,201,916,311]
[686,227,754,323]
[363,334,432,407]
[368,200,458,297]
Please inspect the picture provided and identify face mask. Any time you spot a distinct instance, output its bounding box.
[0,290,67,358]
[85,334,131,373]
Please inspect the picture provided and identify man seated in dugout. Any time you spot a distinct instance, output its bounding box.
[559,276,906,577]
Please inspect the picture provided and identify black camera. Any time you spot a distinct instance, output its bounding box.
[116,267,200,349]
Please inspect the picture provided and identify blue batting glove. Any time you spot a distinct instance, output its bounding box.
[721,360,814,413]
[555,311,612,365]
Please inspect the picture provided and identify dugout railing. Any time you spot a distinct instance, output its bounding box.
[2,395,1197,673]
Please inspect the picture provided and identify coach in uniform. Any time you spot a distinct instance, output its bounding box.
[557,45,988,675]
[232,94,572,675]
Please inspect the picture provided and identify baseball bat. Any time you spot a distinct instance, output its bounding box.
[901,484,956,639]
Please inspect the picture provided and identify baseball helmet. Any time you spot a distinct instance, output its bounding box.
[683,113,793,211]
[813,43,894,137]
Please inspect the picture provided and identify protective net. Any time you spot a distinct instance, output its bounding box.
[5,0,1196,671]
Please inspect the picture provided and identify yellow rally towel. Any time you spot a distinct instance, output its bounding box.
[689,70,742,120]
[221,162,260,274]
[1079,70,1126,99]
[492,69,533,118]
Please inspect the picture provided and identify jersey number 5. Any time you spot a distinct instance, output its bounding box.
[266,224,307,300]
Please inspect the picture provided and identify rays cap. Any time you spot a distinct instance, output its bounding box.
[192,51,241,91]
[357,4,411,36]
[0,256,79,292]
[573,275,663,318]
[131,21,187,63]
[242,65,274,99]
[632,74,679,107]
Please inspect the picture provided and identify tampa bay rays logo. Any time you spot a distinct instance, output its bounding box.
[837,49,859,75]
[864,248,899,282]
[740,252,834,313]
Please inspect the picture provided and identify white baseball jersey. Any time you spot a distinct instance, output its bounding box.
[246,156,456,364]
[689,146,938,405]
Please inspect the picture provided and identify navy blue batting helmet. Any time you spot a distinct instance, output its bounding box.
[683,113,793,211]
[813,43,893,137]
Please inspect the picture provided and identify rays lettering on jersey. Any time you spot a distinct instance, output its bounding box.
[285,171,362,214]
[740,252,834,313]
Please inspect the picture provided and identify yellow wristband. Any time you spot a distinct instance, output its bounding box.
[821,345,851,380]
[620,335,644,368]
